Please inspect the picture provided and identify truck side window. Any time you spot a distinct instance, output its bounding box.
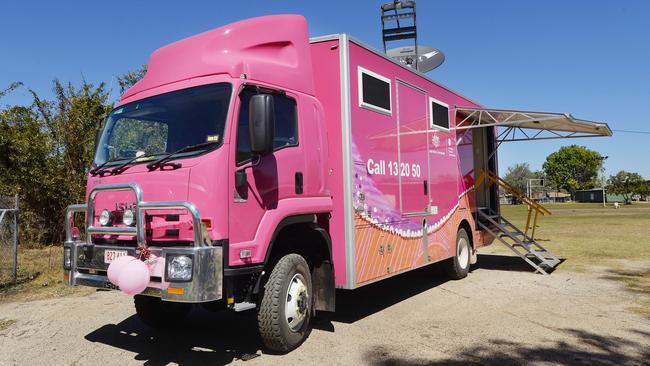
[358,66,392,115]
[429,97,450,130]
[236,90,298,165]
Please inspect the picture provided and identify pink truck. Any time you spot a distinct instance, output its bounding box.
[63,15,611,352]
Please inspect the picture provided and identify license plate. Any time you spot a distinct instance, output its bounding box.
[104,250,128,264]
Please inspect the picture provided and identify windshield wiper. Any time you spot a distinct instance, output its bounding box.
[90,157,124,176]
[147,141,219,171]
[110,153,161,175]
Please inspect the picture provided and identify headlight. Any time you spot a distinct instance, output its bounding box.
[99,209,112,226]
[63,247,71,270]
[166,255,193,282]
[122,208,135,226]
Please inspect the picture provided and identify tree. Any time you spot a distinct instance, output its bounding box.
[0,67,141,245]
[504,163,534,194]
[607,171,645,204]
[542,145,603,199]
[116,65,147,93]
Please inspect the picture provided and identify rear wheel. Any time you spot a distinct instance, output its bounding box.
[134,295,192,328]
[445,228,471,280]
[257,253,312,353]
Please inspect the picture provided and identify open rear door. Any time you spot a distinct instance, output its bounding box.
[453,107,612,274]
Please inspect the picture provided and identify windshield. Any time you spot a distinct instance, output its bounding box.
[93,83,232,167]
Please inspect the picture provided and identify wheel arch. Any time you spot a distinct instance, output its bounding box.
[458,219,474,249]
[263,214,336,312]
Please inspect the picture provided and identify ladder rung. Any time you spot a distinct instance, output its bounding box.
[383,34,417,42]
[382,14,415,21]
[538,258,560,269]
[528,249,548,257]
[382,26,417,35]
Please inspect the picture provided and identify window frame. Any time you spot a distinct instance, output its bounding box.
[93,82,232,168]
[234,87,300,167]
[429,96,450,131]
[357,66,392,116]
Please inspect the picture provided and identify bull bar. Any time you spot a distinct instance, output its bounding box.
[63,183,222,303]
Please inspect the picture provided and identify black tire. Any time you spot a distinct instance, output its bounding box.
[445,228,471,280]
[257,253,312,353]
[134,295,192,328]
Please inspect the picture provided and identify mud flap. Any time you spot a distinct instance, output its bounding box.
[470,247,478,265]
[312,260,335,312]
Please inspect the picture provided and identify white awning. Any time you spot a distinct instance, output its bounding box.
[454,107,612,142]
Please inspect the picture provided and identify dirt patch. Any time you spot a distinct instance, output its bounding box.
[0,258,649,365]
[600,263,650,316]
[0,318,16,332]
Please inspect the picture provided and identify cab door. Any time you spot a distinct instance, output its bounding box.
[228,87,302,266]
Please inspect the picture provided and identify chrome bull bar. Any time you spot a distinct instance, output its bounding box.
[63,183,222,303]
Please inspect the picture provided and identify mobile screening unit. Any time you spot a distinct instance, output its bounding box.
[63,14,611,352]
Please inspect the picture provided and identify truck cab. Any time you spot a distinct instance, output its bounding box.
[64,15,334,352]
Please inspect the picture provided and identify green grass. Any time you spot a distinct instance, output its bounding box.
[0,246,92,303]
[498,202,650,268]
[496,202,650,315]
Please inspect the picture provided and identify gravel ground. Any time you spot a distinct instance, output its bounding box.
[0,254,648,366]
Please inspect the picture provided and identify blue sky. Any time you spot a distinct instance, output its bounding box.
[2,1,649,177]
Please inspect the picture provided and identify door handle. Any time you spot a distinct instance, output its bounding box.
[424,180,428,195]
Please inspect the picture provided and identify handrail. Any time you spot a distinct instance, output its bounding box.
[475,169,551,216]
[475,169,551,239]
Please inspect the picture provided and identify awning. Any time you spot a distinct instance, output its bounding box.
[454,107,612,142]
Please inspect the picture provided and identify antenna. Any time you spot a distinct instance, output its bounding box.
[381,1,445,72]
[387,45,445,73]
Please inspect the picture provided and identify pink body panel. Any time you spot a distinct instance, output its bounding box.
[325,40,487,286]
[122,15,316,103]
[310,39,348,286]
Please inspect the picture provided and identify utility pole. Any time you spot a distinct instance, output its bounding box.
[599,156,608,207]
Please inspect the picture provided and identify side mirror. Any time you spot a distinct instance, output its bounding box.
[249,94,275,156]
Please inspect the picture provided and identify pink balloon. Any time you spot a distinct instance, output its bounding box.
[107,255,135,285]
[117,259,151,296]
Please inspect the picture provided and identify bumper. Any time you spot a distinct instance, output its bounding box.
[64,183,223,303]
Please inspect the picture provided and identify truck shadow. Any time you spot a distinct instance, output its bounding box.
[84,254,542,364]
[328,262,450,325]
[85,308,262,365]
[473,253,554,272]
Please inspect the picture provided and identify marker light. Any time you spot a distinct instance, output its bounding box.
[63,247,71,269]
[99,209,112,226]
[166,255,193,282]
[122,208,135,226]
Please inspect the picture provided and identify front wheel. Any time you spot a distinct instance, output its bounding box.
[257,253,312,353]
[445,228,471,280]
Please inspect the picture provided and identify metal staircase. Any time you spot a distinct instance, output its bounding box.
[475,170,561,275]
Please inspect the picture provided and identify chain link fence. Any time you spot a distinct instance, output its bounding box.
[0,195,18,285]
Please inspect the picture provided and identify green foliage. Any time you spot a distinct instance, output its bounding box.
[0,69,142,245]
[607,171,646,204]
[503,163,534,194]
[542,145,604,199]
[116,65,147,94]
[108,118,168,159]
